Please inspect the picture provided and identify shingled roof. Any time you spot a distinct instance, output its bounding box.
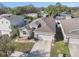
[34,17,56,34]
[0,14,24,21]
[0,14,25,27]
[60,18,79,35]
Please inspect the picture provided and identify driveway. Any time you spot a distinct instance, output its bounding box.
[69,38,79,44]
[69,43,79,57]
[68,38,79,57]
[27,39,52,57]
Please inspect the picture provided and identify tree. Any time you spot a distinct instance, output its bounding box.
[0,3,9,14]
[14,25,20,38]
[56,2,62,6]
[7,8,14,14]
[7,5,38,15]
[45,2,74,17]
[71,9,79,18]
[7,7,24,15]
[45,5,53,16]
[0,35,15,56]
[55,2,63,15]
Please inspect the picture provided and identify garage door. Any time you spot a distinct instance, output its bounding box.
[38,34,53,41]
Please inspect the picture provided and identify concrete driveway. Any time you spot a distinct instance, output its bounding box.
[27,39,52,57]
[69,43,79,57]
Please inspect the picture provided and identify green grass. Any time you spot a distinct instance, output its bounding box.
[0,51,7,57]
[10,37,34,52]
[50,41,70,57]
[14,42,34,52]
[0,37,34,56]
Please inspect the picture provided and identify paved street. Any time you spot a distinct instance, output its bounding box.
[27,39,52,57]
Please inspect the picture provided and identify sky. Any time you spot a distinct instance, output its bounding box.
[1,2,79,8]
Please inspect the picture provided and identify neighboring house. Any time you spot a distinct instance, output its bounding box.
[59,18,79,42]
[42,14,48,17]
[26,13,38,18]
[29,17,55,41]
[61,14,71,19]
[40,11,48,17]
[55,13,71,20]
[0,14,26,37]
[59,18,79,57]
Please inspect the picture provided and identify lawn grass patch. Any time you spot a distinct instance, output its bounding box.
[50,41,70,57]
[10,37,34,52]
[14,42,34,52]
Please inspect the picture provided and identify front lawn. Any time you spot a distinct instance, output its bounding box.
[50,41,70,57]
[14,42,34,52]
[10,37,34,52]
[0,36,34,57]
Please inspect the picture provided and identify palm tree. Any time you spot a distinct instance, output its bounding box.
[14,25,20,38]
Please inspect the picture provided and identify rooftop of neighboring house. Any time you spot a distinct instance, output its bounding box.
[0,14,26,27]
[0,14,24,20]
[55,13,72,20]
[60,18,79,38]
[29,17,56,34]
[26,13,38,15]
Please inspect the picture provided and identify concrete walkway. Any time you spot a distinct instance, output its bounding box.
[27,39,52,57]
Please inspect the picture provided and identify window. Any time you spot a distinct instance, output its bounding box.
[23,31,26,35]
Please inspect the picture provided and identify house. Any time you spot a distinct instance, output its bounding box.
[26,13,38,18]
[0,14,26,37]
[19,25,33,39]
[40,11,48,17]
[59,18,79,42]
[28,17,55,41]
[55,13,71,20]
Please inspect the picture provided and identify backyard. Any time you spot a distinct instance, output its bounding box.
[50,41,70,57]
